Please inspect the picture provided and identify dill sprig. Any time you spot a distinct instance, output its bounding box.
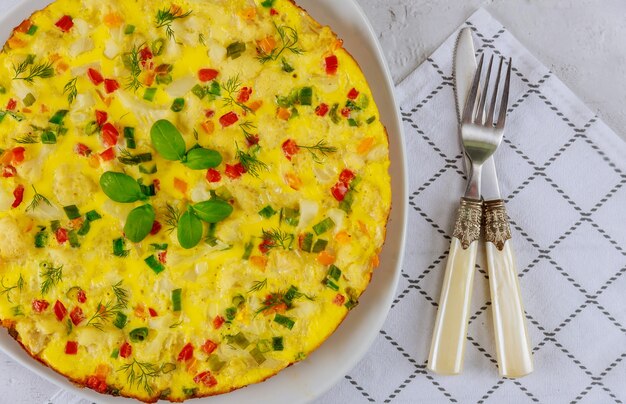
[86,300,120,330]
[13,58,54,82]
[40,262,63,295]
[63,77,78,104]
[222,75,253,114]
[253,287,314,316]
[26,185,52,212]
[112,280,129,308]
[13,133,39,144]
[236,143,268,178]
[124,43,144,92]
[11,305,24,317]
[87,281,129,330]
[248,278,268,293]
[239,121,257,144]
[298,140,337,163]
[257,23,304,64]
[164,203,181,234]
[169,319,183,328]
[119,360,176,395]
[261,228,294,251]
[155,6,192,41]
[0,278,18,303]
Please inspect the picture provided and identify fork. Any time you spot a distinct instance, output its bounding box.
[428,54,512,375]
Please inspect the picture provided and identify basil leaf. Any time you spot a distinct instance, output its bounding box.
[124,204,155,243]
[150,119,186,161]
[182,147,222,170]
[177,209,203,249]
[100,172,144,203]
[191,200,233,223]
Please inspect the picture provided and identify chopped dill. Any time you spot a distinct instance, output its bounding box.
[261,228,294,251]
[257,23,304,64]
[236,143,268,178]
[118,359,176,395]
[40,261,63,295]
[248,278,268,293]
[63,77,78,104]
[297,140,337,163]
[155,6,192,41]
[222,75,253,114]
[26,185,52,212]
[164,203,181,234]
[13,58,54,82]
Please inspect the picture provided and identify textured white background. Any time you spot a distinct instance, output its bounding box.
[1,0,625,402]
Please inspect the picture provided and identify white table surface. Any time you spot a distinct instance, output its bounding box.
[1,0,625,402]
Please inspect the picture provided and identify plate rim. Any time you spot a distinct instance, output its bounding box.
[0,0,408,402]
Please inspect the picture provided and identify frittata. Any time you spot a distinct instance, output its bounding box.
[0,0,391,401]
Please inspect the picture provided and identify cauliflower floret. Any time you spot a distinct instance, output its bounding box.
[53,164,97,206]
[0,216,29,260]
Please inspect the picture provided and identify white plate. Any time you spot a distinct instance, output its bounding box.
[0,0,408,402]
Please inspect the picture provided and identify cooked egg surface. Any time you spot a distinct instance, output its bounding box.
[0,0,390,401]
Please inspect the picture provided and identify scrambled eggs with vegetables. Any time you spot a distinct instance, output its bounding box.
[0,0,390,401]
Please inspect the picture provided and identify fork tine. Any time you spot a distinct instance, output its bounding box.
[462,53,484,124]
[487,57,503,126]
[476,55,493,124]
[496,58,512,129]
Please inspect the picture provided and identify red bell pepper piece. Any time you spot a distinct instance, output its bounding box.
[281,139,299,161]
[87,68,104,86]
[11,184,24,208]
[325,55,338,75]
[120,341,132,358]
[104,79,120,94]
[177,343,194,362]
[315,103,329,117]
[225,163,246,179]
[55,228,68,243]
[212,315,225,329]
[95,110,108,126]
[55,15,74,32]
[101,123,119,146]
[194,371,217,387]
[69,306,85,325]
[54,300,67,321]
[219,112,239,127]
[206,168,221,183]
[198,68,219,82]
[65,341,78,355]
[32,299,49,313]
[99,147,115,161]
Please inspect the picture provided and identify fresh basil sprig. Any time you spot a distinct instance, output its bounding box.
[100,172,155,244]
[124,204,156,243]
[183,147,222,169]
[177,209,203,249]
[190,199,233,223]
[100,172,146,203]
[177,199,234,249]
[150,119,186,161]
[150,119,222,170]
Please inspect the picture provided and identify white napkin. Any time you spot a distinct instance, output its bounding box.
[47,8,626,404]
[316,8,626,404]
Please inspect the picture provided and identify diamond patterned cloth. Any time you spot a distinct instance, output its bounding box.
[46,8,626,404]
[315,8,626,404]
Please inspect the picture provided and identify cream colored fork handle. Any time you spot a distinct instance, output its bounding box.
[484,200,533,378]
[428,198,482,375]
